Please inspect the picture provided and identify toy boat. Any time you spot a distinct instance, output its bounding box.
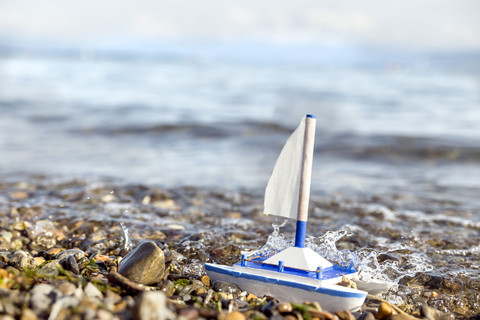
[205,115,368,312]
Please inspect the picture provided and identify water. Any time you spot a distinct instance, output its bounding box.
[1,47,480,316]
[1,50,479,195]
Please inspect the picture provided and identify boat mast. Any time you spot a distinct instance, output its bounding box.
[295,114,316,248]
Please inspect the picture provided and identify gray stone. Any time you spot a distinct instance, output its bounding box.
[118,241,165,285]
[132,291,173,320]
[37,260,61,277]
[10,250,38,270]
[56,248,85,261]
[213,281,242,295]
[60,255,79,274]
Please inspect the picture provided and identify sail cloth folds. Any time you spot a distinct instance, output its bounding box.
[264,116,307,220]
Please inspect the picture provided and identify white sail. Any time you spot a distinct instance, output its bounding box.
[264,116,306,220]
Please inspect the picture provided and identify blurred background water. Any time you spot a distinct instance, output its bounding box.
[0,1,479,200]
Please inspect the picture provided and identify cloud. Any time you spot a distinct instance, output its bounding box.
[0,0,479,51]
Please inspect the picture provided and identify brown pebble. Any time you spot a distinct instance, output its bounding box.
[34,257,45,265]
[278,302,293,313]
[225,311,246,320]
[284,315,297,320]
[201,275,211,287]
[376,302,393,320]
[225,212,242,218]
[47,248,62,256]
[196,287,207,295]
[94,254,109,262]
[336,310,355,320]
[9,191,28,200]
[57,282,77,295]
[309,310,337,320]
[20,308,38,320]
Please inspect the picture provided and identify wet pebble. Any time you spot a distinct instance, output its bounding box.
[213,281,242,296]
[56,248,85,261]
[10,250,39,270]
[37,260,61,277]
[376,302,394,320]
[118,241,165,285]
[278,302,293,313]
[60,255,80,274]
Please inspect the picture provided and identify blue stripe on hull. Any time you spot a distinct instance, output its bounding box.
[205,263,366,299]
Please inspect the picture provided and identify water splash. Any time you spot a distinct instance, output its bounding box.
[246,218,291,259]
[120,221,133,251]
[248,224,436,303]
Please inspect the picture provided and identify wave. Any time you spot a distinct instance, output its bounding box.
[74,121,480,163]
[318,133,480,163]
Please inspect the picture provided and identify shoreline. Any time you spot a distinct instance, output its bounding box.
[0,174,478,319]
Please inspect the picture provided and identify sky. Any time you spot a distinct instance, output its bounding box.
[0,0,479,53]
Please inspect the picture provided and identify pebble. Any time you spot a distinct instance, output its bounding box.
[309,309,337,320]
[225,310,246,320]
[132,291,173,320]
[47,248,62,256]
[278,302,293,313]
[37,260,61,277]
[118,241,165,285]
[376,302,394,320]
[56,248,85,261]
[84,282,103,299]
[57,282,78,296]
[213,281,242,296]
[200,275,211,287]
[20,308,38,320]
[30,284,61,314]
[8,190,28,200]
[336,310,356,320]
[60,255,80,274]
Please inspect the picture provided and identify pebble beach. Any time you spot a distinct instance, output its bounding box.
[1,174,479,319]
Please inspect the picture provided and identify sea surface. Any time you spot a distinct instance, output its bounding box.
[1,46,480,315]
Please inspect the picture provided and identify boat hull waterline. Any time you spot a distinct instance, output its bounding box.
[205,263,367,312]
